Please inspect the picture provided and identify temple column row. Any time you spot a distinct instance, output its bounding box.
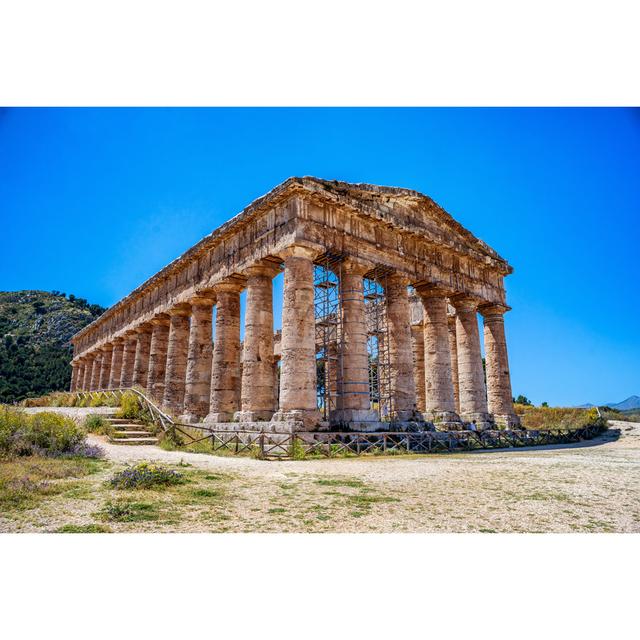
[71,247,518,430]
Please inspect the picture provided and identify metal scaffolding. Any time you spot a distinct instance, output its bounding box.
[364,268,394,422]
[313,252,343,421]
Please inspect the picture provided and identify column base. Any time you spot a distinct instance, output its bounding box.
[271,409,321,431]
[235,410,275,423]
[492,413,522,429]
[423,410,462,425]
[393,409,426,422]
[204,412,235,424]
[460,411,495,431]
[329,409,380,425]
[178,413,206,424]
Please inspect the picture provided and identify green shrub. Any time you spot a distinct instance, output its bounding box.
[109,462,184,490]
[26,412,86,454]
[84,414,110,435]
[0,407,98,458]
[117,392,142,420]
[89,394,106,407]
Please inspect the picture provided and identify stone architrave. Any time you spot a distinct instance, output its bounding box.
[480,304,520,428]
[206,281,243,423]
[162,306,191,417]
[182,296,215,423]
[237,262,280,422]
[271,246,321,429]
[415,285,461,427]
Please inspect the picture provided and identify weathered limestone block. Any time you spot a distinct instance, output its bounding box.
[481,304,520,428]
[132,325,152,390]
[163,306,190,417]
[89,352,102,391]
[331,258,377,424]
[146,315,170,403]
[452,296,493,429]
[385,273,419,420]
[447,313,461,413]
[272,246,321,430]
[119,333,138,388]
[108,338,124,389]
[182,296,214,423]
[206,281,243,423]
[410,324,426,413]
[415,286,461,427]
[237,263,280,422]
[98,344,113,390]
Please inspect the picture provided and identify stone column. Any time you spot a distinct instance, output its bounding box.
[98,344,113,390]
[109,338,124,389]
[452,296,492,429]
[410,325,425,413]
[132,325,152,390]
[82,356,92,390]
[415,286,461,427]
[447,313,461,413]
[272,246,321,430]
[331,258,376,425]
[480,304,520,428]
[237,262,280,422]
[119,333,138,388]
[181,296,215,423]
[206,281,243,423]
[70,361,79,392]
[89,352,102,391]
[162,306,191,417]
[146,316,170,402]
[385,273,418,421]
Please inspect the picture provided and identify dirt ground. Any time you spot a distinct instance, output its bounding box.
[1,420,638,533]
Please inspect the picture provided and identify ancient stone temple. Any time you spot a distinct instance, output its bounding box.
[70,177,520,431]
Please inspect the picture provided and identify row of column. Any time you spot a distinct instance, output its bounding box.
[70,246,518,429]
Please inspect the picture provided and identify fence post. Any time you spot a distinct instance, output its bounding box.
[260,432,265,459]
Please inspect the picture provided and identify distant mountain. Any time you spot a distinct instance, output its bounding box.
[577,396,640,411]
[0,290,106,403]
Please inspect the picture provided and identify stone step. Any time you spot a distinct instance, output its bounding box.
[113,430,154,437]
[107,418,143,424]
[108,437,159,446]
[108,422,147,429]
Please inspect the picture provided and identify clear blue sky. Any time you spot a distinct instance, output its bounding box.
[1,107,638,406]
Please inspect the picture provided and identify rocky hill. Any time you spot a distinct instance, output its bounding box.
[0,290,106,403]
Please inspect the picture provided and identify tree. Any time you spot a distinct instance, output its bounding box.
[513,394,533,406]
[541,401,549,408]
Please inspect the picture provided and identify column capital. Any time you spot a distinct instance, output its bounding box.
[168,303,192,317]
[111,336,125,345]
[279,244,319,261]
[135,323,153,335]
[339,256,375,277]
[150,313,171,327]
[243,260,282,279]
[450,294,483,312]
[188,294,216,308]
[479,303,511,318]
[212,277,245,295]
[99,343,114,352]
[386,271,412,287]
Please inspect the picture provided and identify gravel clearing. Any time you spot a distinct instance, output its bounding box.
[3,420,637,533]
